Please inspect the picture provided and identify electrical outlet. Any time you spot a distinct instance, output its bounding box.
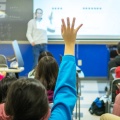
[78,60,82,66]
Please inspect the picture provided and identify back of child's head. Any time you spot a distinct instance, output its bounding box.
[5,78,49,120]
[35,56,58,90]
[38,51,53,62]
[115,66,120,78]
[0,76,17,103]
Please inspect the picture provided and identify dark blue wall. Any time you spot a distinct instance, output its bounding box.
[0,44,110,77]
[75,44,110,77]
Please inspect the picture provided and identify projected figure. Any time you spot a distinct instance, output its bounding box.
[26,8,55,68]
[0,10,6,18]
[47,11,55,33]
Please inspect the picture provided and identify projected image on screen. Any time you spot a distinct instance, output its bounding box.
[0,0,6,18]
[34,0,120,39]
[0,0,33,41]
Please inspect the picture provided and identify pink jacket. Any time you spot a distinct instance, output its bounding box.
[0,103,11,120]
[113,93,120,116]
[0,74,5,81]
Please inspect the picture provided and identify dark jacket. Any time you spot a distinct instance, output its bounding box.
[109,55,120,71]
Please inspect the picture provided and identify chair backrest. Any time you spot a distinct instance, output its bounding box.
[111,78,120,103]
[112,78,120,85]
[109,67,116,80]
[110,67,116,74]
[12,40,24,67]
[0,54,8,68]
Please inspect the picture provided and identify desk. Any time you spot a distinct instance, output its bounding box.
[0,67,24,78]
[0,67,24,74]
[0,67,24,73]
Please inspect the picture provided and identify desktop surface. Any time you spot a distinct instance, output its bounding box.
[0,67,24,73]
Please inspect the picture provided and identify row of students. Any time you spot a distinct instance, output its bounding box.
[100,66,120,120]
[0,17,83,120]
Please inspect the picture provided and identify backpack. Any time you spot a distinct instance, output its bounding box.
[89,97,105,116]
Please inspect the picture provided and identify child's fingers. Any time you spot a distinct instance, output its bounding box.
[67,17,70,28]
[76,24,83,33]
[61,19,66,30]
[71,17,75,30]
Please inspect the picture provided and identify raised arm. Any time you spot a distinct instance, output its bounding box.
[49,17,82,120]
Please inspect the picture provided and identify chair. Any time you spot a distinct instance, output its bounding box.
[75,68,85,120]
[75,72,81,120]
[106,67,120,113]
[110,67,117,90]
[0,54,8,68]
[105,67,117,96]
[110,67,116,80]
[7,55,16,62]
[105,79,120,113]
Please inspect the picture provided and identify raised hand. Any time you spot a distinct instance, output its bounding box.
[61,17,83,55]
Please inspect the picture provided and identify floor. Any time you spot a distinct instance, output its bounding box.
[73,79,109,120]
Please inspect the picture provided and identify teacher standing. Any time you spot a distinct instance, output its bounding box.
[26,8,48,68]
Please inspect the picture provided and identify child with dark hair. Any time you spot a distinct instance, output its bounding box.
[28,51,53,78]
[108,42,120,80]
[5,17,83,120]
[38,51,53,62]
[5,78,50,120]
[0,76,17,120]
[35,56,58,103]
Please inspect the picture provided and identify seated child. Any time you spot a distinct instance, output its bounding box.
[35,56,58,103]
[28,51,53,78]
[0,76,17,120]
[112,66,120,102]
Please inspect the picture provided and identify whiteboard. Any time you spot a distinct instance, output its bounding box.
[34,0,120,39]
